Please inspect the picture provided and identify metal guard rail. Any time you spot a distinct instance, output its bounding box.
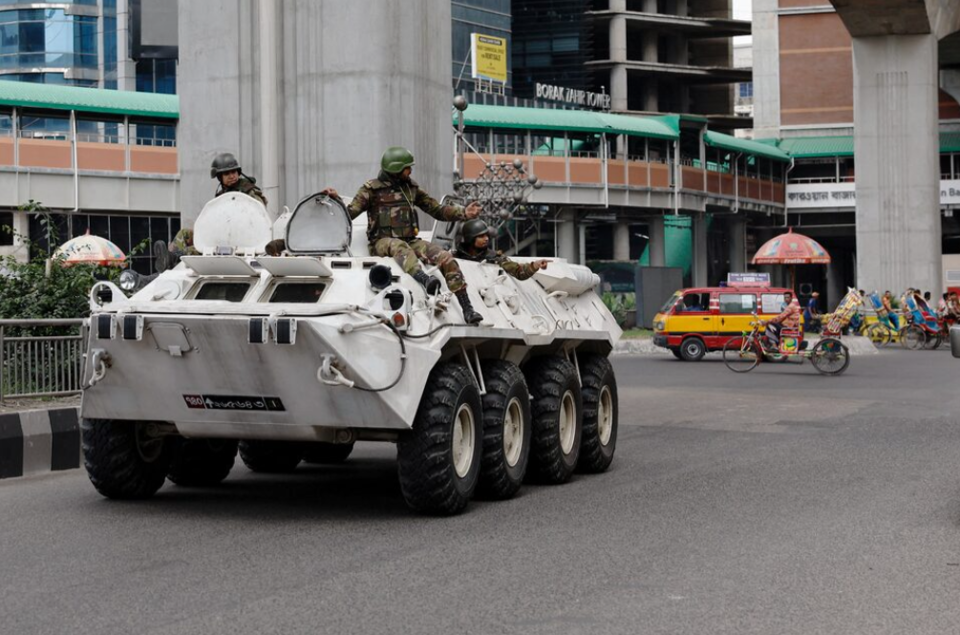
[0,318,88,402]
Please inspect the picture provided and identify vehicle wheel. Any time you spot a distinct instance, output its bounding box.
[166,439,238,486]
[924,332,943,350]
[524,355,582,484]
[238,440,303,473]
[475,360,531,500]
[397,362,482,515]
[577,354,618,474]
[864,323,891,347]
[670,349,683,360]
[679,337,706,362]
[810,338,850,375]
[722,337,761,373]
[302,442,354,464]
[900,324,926,350]
[82,419,174,499]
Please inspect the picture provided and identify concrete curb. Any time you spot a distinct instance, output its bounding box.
[0,407,81,480]
[612,336,879,356]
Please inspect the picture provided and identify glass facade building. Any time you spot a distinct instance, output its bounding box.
[0,1,109,88]
[452,0,512,92]
[511,0,593,100]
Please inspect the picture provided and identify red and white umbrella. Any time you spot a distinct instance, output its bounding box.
[53,230,126,266]
[752,228,831,265]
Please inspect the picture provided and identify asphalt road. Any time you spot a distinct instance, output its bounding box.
[3,347,960,635]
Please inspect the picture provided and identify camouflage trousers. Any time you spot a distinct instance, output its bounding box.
[371,237,466,293]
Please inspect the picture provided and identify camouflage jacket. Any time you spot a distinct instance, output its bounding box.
[455,247,539,281]
[217,176,267,206]
[344,172,466,242]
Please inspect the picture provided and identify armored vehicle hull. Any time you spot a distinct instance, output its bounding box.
[80,193,621,514]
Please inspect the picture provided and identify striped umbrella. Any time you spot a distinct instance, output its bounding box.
[53,230,126,266]
[751,228,830,289]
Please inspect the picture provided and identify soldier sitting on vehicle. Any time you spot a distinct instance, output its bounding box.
[454,218,549,280]
[763,290,802,347]
[154,153,268,272]
[320,146,484,324]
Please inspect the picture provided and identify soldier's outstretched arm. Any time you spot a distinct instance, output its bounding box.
[323,184,370,220]
[413,188,480,222]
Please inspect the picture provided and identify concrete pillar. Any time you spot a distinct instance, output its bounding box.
[752,0,781,138]
[610,9,628,111]
[826,262,844,310]
[728,217,746,273]
[614,221,631,261]
[648,216,666,266]
[852,34,941,295]
[556,208,578,262]
[642,29,659,112]
[676,0,688,17]
[642,0,657,13]
[691,214,708,287]
[178,0,452,226]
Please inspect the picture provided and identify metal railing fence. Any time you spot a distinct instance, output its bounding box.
[0,319,87,401]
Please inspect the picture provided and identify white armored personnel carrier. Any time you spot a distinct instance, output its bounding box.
[81,193,621,515]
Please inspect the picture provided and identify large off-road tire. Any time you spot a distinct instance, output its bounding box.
[524,355,583,484]
[397,362,483,515]
[679,337,706,362]
[166,439,238,486]
[476,360,531,500]
[577,354,618,474]
[238,440,303,473]
[302,442,354,464]
[82,418,175,499]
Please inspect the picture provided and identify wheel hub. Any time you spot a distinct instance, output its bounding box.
[598,386,613,446]
[503,397,524,467]
[559,390,577,454]
[452,403,476,478]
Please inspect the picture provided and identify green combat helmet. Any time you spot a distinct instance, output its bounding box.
[459,218,490,248]
[210,152,241,179]
[381,146,415,175]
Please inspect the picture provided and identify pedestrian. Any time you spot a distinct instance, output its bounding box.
[804,291,821,333]
[454,218,549,280]
[321,146,484,324]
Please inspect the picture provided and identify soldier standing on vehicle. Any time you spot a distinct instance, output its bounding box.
[321,146,484,324]
[454,218,549,280]
[154,153,267,272]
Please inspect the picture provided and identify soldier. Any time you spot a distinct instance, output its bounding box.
[154,153,266,272]
[321,146,484,324]
[454,218,549,280]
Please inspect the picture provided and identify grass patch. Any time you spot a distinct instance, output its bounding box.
[621,328,654,339]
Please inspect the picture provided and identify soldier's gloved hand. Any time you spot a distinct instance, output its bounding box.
[464,202,482,219]
[320,187,339,199]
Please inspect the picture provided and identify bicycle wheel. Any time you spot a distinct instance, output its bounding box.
[900,324,926,350]
[864,323,891,347]
[924,331,943,350]
[723,337,761,373]
[809,338,850,375]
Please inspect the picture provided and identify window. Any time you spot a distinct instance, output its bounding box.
[760,293,786,314]
[195,282,250,302]
[719,293,756,314]
[268,282,327,303]
[739,82,753,98]
[0,211,12,246]
[678,292,710,313]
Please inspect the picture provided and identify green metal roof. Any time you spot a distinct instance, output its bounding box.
[777,133,960,158]
[455,104,678,141]
[777,136,853,158]
[0,81,178,120]
[704,130,791,162]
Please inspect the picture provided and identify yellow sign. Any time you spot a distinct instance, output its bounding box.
[471,33,507,84]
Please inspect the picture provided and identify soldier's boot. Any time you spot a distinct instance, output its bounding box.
[413,270,442,296]
[455,288,483,325]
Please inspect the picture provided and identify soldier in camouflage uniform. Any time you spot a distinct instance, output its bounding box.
[321,146,484,324]
[455,219,549,280]
[155,153,266,272]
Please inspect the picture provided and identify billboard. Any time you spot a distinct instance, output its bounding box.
[471,33,507,84]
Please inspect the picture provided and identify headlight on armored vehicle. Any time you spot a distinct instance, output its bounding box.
[655,320,665,331]
[119,270,138,292]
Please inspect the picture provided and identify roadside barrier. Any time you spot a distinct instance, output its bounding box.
[0,407,80,480]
